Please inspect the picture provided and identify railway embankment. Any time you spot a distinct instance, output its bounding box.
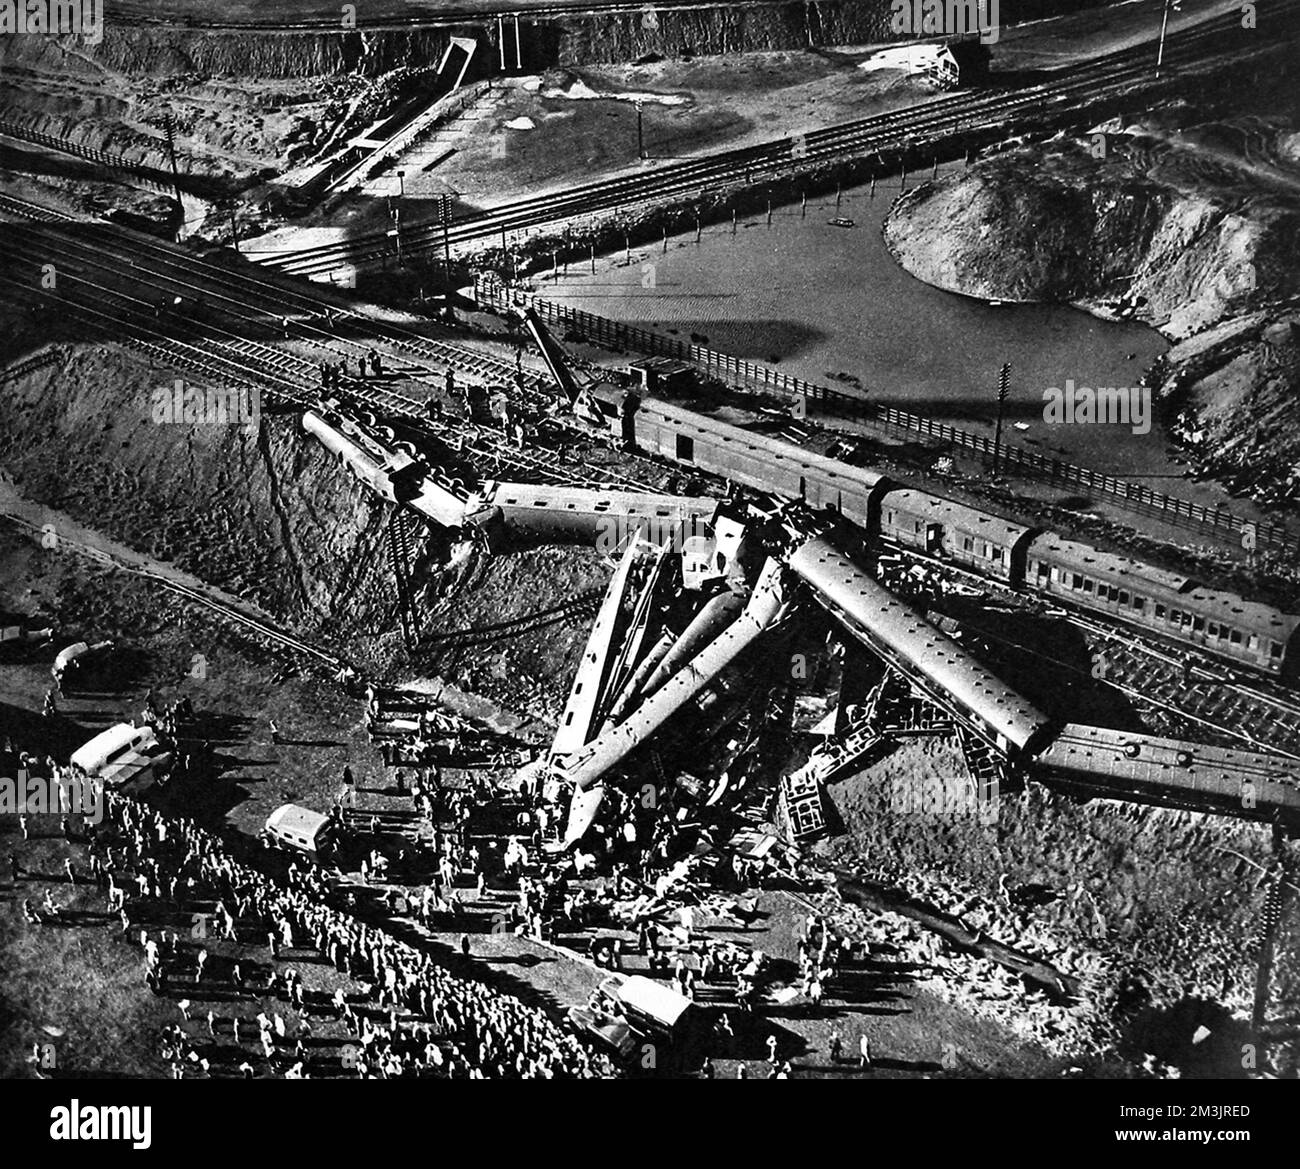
[0,341,604,715]
[821,741,1296,1073]
[882,105,1300,508]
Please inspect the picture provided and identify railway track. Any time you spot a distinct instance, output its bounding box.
[416,586,605,655]
[260,4,1291,277]
[0,510,353,674]
[0,221,665,492]
[880,544,1300,759]
[0,191,82,223]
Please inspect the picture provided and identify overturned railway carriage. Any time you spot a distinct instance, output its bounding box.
[478,482,719,547]
[1036,723,1300,826]
[787,535,1054,756]
[302,409,427,504]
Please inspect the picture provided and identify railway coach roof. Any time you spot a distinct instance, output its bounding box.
[787,538,1050,751]
[1181,586,1300,639]
[1037,723,1300,792]
[1027,535,1195,595]
[637,397,893,491]
[883,489,1036,544]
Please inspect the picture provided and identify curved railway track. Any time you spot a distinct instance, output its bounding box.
[260,4,1292,276]
[0,219,664,492]
[416,585,605,653]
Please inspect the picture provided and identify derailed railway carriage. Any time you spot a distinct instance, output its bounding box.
[302,407,427,504]
[787,534,1055,756]
[623,397,893,533]
[1036,724,1300,824]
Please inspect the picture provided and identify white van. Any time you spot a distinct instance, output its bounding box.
[69,723,173,788]
[262,804,334,855]
[599,974,700,1041]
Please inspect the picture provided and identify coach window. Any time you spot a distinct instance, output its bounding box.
[1248,634,1259,650]
[964,537,974,552]
[676,435,695,463]
[1271,641,1283,659]
[1155,604,1166,619]
[1230,630,1242,645]
[1208,622,1218,638]
[1082,578,1094,594]
[1133,597,1146,613]
[1072,573,1084,590]
[1193,617,1205,632]
[1119,590,1130,606]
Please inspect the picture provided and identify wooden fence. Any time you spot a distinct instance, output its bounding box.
[475,277,1298,559]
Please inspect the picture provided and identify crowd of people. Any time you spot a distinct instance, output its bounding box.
[7,735,616,1079]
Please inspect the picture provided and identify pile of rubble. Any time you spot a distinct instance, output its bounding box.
[809,886,1119,1059]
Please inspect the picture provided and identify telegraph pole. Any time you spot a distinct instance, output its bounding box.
[992,362,1011,475]
[162,111,183,236]
[636,99,645,160]
[1155,0,1177,79]
[441,193,452,279]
